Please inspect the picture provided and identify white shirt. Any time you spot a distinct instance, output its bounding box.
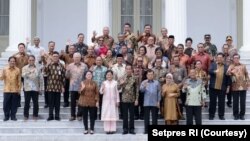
[27,45,46,66]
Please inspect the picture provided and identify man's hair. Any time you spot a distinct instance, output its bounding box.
[8,56,16,62]
[48,41,55,45]
[144,24,152,28]
[18,43,25,48]
[185,37,193,43]
[217,52,225,57]
[78,33,84,37]
[124,23,131,27]
[147,69,154,74]
[52,51,60,55]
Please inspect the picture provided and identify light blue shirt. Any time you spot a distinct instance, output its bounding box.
[140,80,161,107]
[93,65,107,89]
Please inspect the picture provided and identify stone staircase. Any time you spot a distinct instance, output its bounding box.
[0,55,250,141]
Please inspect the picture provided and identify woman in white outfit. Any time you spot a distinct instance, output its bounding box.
[100,70,120,134]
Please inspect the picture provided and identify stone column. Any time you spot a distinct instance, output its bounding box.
[87,0,110,44]
[240,0,250,52]
[165,0,187,44]
[5,0,31,52]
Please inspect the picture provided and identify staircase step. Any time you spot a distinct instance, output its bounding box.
[0,134,147,141]
[0,112,249,120]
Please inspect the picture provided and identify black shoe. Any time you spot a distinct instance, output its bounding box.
[219,116,225,120]
[63,103,69,107]
[139,116,144,120]
[47,117,54,121]
[69,117,76,121]
[3,117,9,121]
[234,116,239,120]
[240,116,245,120]
[77,116,82,121]
[134,116,139,120]
[209,116,214,120]
[129,129,136,134]
[227,103,232,108]
[122,130,128,135]
[44,105,48,108]
[11,117,17,121]
[55,117,61,121]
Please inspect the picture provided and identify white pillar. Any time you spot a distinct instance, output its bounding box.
[87,0,110,45]
[5,0,31,52]
[165,0,187,44]
[240,0,250,52]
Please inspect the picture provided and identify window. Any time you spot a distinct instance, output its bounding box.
[0,0,9,36]
[112,0,162,37]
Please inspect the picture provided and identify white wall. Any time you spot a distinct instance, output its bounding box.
[37,0,87,51]
[186,0,237,52]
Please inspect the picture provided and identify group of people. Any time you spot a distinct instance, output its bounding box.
[0,22,249,135]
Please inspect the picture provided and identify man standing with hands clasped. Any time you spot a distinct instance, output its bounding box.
[118,64,138,135]
[140,69,161,134]
[182,69,206,125]
[44,51,65,121]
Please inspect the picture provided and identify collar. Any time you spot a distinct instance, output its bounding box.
[126,74,132,78]
[74,63,81,66]
[216,62,224,66]
[48,51,53,55]
[234,62,241,66]
[18,52,26,56]
[156,66,162,70]
[147,44,154,48]
[148,80,154,83]
[96,65,102,68]
[190,78,197,82]
[198,52,205,55]
[117,63,124,67]
[28,64,36,68]
[179,53,184,57]
[8,66,16,70]
[87,54,95,58]
[162,35,168,39]
[53,62,59,65]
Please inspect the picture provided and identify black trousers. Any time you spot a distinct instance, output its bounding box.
[24,91,39,117]
[186,106,202,125]
[48,92,61,118]
[119,92,123,118]
[44,77,49,105]
[144,106,158,132]
[122,102,135,131]
[82,106,96,130]
[179,91,186,114]
[227,87,232,105]
[64,79,70,104]
[98,94,103,119]
[70,91,81,117]
[135,91,144,118]
[232,90,246,117]
[3,93,18,119]
[209,88,226,117]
